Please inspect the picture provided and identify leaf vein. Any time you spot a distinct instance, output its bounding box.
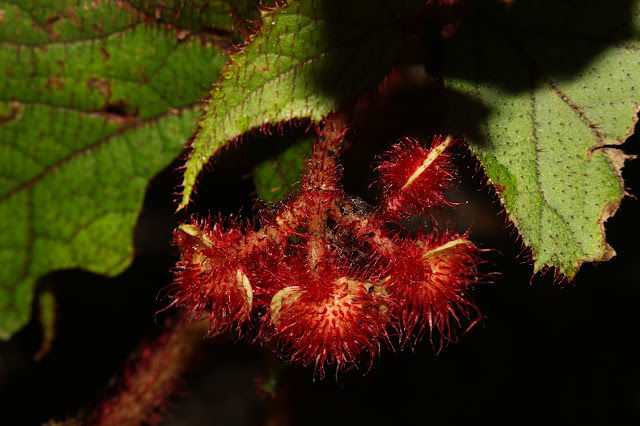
[544,77,606,144]
[0,103,199,204]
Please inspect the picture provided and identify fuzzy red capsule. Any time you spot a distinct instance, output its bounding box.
[389,233,481,344]
[170,219,253,335]
[269,276,391,377]
[376,135,457,218]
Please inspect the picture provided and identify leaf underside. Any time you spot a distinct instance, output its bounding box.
[0,0,228,339]
[443,0,640,278]
[179,0,415,209]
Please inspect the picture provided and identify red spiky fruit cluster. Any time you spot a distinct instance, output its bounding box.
[168,114,482,377]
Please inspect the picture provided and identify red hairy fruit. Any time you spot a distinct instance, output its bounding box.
[269,276,390,376]
[170,220,253,335]
[168,113,484,377]
[376,135,457,218]
[390,233,481,344]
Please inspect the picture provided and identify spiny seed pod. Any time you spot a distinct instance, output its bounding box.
[269,276,391,377]
[170,221,253,335]
[390,233,480,343]
[167,115,486,377]
[376,135,457,218]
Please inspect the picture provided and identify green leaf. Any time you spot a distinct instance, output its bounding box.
[0,0,227,339]
[179,0,416,209]
[253,137,312,202]
[443,0,640,278]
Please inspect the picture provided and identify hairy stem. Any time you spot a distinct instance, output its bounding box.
[49,318,208,426]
